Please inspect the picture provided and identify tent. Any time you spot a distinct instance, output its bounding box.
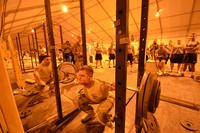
[1,0,200,46]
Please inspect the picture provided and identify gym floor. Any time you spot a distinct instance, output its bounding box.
[10,55,200,133]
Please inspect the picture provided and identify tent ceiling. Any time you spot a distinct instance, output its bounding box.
[1,0,200,45]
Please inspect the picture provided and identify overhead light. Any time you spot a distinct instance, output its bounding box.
[155,11,160,17]
[155,9,163,17]
[87,29,91,34]
[62,5,68,13]
[31,29,35,33]
[71,34,74,37]
[112,23,115,28]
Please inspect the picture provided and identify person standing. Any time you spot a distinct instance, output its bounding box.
[73,36,83,68]
[149,39,158,60]
[170,40,184,75]
[155,44,169,75]
[63,41,75,63]
[127,43,135,72]
[108,42,115,68]
[183,35,199,78]
[95,43,103,68]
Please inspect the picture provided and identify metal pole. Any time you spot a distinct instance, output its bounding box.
[136,0,149,132]
[79,0,87,65]
[15,36,23,71]
[115,0,129,132]
[31,34,37,66]
[59,25,64,62]
[17,33,25,72]
[27,35,34,69]
[160,95,200,111]
[34,28,40,63]
[59,25,63,45]
[44,0,63,119]
[43,22,49,55]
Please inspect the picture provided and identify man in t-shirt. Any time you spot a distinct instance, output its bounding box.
[76,65,115,128]
[33,56,52,88]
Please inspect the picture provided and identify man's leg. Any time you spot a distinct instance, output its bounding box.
[96,99,114,127]
[78,93,95,123]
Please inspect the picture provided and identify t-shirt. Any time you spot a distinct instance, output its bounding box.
[83,79,113,103]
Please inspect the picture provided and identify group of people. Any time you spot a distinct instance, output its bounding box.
[33,56,115,132]
[94,42,136,71]
[61,37,83,68]
[148,36,199,77]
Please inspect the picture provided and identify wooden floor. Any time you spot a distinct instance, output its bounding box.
[10,55,200,133]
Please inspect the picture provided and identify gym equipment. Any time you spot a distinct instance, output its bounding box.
[57,62,78,84]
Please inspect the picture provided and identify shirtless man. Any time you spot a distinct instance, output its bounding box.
[76,65,115,128]
[33,56,52,88]
[108,42,115,68]
[127,44,135,72]
[155,44,169,75]
[95,43,103,68]
[170,40,184,75]
[183,35,199,78]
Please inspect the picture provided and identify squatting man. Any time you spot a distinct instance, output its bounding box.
[33,56,52,89]
[75,65,115,127]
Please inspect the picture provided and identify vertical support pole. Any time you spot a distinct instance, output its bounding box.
[43,23,49,55]
[15,36,23,70]
[115,0,129,132]
[59,25,64,62]
[31,34,37,66]
[135,0,149,132]
[80,0,87,65]
[17,33,25,72]
[27,35,34,68]
[59,25,63,46]
[34,28,40,63]
[44,0,63,119]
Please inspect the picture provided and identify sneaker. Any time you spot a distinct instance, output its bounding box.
[81,114,95,124]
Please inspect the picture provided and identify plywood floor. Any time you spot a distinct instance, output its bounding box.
[11,56,200,133]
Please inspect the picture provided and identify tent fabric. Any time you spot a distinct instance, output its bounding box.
[1,0,200,45]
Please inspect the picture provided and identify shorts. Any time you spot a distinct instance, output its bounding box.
[109,54,115,60]
[170,54,184,63]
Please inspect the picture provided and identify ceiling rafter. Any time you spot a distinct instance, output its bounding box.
[155,0,163,41]
[7,0,22,35]
[185,0,196,37]
[130,11,140,33]
[86,11,113,41]
[5,0,79,16]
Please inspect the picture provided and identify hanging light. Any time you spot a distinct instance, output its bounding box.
[155,9,163,17]
[87,29,91,34]
[155,11,160,17]
[31,29,35,33]
[62,5,68,13]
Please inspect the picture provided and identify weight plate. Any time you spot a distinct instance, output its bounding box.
[143,112,160,133]
[143,73,157,117]
[180,120,198,131]
[57,62,78,84]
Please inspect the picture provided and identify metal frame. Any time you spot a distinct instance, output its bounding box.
[135,0,149,132]
[80,0,87,65]
[44,0,63,120]
[115,0,129,132]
